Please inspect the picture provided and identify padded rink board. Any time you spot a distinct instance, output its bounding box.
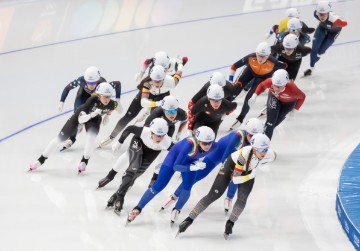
[336,144,360,251]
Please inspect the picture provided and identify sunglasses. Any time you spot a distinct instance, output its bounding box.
[151,132,165,138]
[254,147,268,153]
[101,95,112,99]
[199,141,213,146]
[164,109,177,115]
[86,81,97,86]
[152,80,163,83]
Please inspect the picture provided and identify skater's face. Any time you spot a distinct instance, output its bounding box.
[272,85,286,94]
[99,95,111,105]
[209,98,222,109]
[317,12,329,21]
[199,141,213,151]
[86,81,98,90]
[256,54,268,64]
[164,109,177,121]
[151,133,165,143]
[284,48,295,56]
[254,147,268,159]
[152,79,164,88]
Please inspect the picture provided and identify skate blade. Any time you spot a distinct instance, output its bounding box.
[105,206,113,210]
[257,113,266,118]
[170,220,175,227]
[159,207,165,212]
[175,230,181,238]
[224,209,229,216]
[114,210,121,216]
[125,220,131,227]
[27,168,33,172]
[223,233,229,240]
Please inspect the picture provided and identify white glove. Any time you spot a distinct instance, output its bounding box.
[189,161,206,171]
[111,141,122,153]
[135,71,145,82]
[115,98,123,113]
[102,115,110,125]
[57,102,64,112]
[288,109,297,119]
[176,57,184,72]
[232,169,257,184]
[90,108,102,118]
[248,94,258,107]
[265,31,273,39]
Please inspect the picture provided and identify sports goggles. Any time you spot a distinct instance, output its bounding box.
[254,148,268,153]
[199,141,213,146]
[164,109,177,115]
[86,81,97,86]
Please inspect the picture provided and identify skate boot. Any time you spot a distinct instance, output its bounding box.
[114,195,124,216]
[98,136,114,148]
[77,162,87,173]
[160,194,178,211]
[170,208,180,226]
[29,160,41,171]
[126,206,141,225]
[148,173,158,188]
[97,169,118,189]
[224,197,232,215]
[106,193,117,209]
[176,217,194,237]
[60,139,73,152]
[223,220,234,240]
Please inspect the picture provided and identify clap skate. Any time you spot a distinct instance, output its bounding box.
[160,194,178,211]
[258,106,267,118]
[60,139,73,152]
[106,193,117,209]
[170,208,180,226]
[77,162,86,173]
[224,197,232,215]
[223,220,234,240]
[114,196,124,216]
[98,176,113,189]
[176,217,193,237]
[229,119,241,131]
[29,160,41,171]
[97,136,114,148]
[126,207,141,225]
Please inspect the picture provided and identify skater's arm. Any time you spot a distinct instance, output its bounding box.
[118,125,143,144]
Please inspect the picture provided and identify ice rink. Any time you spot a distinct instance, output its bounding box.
[1,0,360,250]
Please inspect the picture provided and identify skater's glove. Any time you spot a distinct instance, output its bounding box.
[91,109,102,118]
[115,98,123,113]
[135,71,145,82]
[57,102,64,112]
[248,94,257,107]
[186,129,193,137]
[288,109,297,119]
[189,161,206,171]
[232,169,257,184]
[264,30,273,39]
[111,141,122,153]
[155,100,163,107]
[102,115,110,126]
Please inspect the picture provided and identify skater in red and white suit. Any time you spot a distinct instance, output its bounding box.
[248,69,306,139]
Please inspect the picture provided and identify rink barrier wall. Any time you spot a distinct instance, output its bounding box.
[336,144,360,251]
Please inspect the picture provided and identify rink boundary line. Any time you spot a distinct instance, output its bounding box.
[0,39,359,143]
[0,0,352,56]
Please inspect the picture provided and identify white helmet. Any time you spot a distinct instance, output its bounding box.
[149,117,169,136]
[207,84,224,100]
[210,72,226,87]
[150,65,166,81]
[316,1,331,14]
[256,42,271,56]
[195,126,215,142]
[287,18,302,32]
[272,69,289,87]
[285,8,300,18]
[153,51,170,68]
[283,34,299,49]
[96,82,113,96]
[250,133,270,150]
[161,96,179,110]
[84,66,101,82]
[245,118,264,135]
